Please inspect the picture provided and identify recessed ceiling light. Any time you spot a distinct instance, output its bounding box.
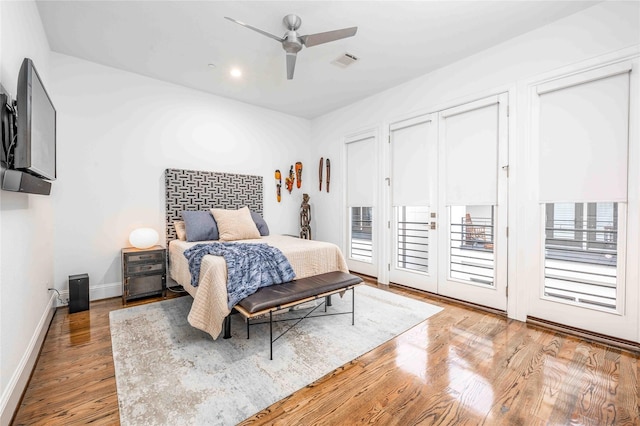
[208,63,216,69]
[230,68,242,78]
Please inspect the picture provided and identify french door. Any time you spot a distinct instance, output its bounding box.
[388,114,438,292]
[527,60,639,341]
[345,130,378,276]
[388,94,509,311]
[437,94,509,311]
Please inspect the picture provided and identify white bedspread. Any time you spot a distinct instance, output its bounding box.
[169,235,349,339]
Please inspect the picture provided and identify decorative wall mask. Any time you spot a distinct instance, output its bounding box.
[295,162,303,188]
[326,158,331,193]
[285,165,295,193]
[319,157,323,191]
[274,169,281,202]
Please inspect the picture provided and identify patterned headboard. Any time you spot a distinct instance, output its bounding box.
[164,168,263,245]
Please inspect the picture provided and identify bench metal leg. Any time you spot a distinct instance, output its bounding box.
[223,315,232,339]
[269,311,273,360]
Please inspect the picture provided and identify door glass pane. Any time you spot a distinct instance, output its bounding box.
[553,203,576,240]
[396,206,429,273]
[350,207,373,262]
[449,205,495,286]
[544,202,618,310]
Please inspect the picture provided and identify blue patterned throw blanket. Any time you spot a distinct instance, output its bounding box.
[183,242,296,309]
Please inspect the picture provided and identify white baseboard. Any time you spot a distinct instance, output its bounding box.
[90,281,122,301]
[56,281,122,306]
[0,294,56,426]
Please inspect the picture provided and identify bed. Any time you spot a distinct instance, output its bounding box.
[164,168,349,339]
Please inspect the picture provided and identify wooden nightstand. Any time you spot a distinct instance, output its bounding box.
[121,246,166,305]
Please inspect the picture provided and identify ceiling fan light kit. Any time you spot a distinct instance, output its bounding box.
[225,14,357,80]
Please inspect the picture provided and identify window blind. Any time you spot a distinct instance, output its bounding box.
[537,66,630,203]
[346,136,376,207]
[442,101,499,206]
[390,115,435,207]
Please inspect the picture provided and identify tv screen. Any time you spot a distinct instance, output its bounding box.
[15,58,56,181]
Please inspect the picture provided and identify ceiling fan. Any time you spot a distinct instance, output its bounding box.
[224,14,358,80]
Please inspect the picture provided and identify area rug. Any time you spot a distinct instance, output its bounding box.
[110,285,443,425]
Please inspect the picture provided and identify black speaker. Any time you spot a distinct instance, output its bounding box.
[2,169,51,195]
[69,273,89,313]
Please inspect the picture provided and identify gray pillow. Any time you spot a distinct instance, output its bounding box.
[182,211,219,242]
[250,211,270,236]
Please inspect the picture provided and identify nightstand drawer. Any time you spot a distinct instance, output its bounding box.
[126,251,164,263]
[126,275,165,299]
[127,262,165,275]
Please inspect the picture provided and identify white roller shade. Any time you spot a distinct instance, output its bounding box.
[346,136,376,206]
[537,67,630,203]
[443,101,499,206]
[391,116,436,206]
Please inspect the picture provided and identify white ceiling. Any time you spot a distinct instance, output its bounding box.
[36,1,599,119]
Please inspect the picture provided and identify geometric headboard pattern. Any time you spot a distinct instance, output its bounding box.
[164,168,263,245]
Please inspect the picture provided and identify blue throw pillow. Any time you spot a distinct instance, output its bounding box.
[182,211,219,242]
[250,211,270,236]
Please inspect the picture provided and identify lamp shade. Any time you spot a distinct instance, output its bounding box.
[129,228,159,249]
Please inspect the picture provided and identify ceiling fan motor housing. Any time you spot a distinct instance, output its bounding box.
[283,31,303,53]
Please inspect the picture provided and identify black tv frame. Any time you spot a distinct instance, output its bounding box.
[15,58,57,181]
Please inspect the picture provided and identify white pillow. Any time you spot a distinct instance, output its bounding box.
[173,220,187,241]
[210,206,261,241]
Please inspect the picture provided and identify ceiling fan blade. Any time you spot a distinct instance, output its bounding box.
[301,26,357,47]
[286,52,297,80]
[224,17,284,43]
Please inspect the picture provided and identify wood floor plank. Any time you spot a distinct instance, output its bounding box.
[11,280,639,425]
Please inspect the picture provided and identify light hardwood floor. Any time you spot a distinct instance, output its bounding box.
[12,280,639,425]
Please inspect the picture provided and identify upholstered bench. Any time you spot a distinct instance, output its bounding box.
[233,271,363,359]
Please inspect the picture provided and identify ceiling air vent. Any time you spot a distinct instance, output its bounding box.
[331,52,359,68]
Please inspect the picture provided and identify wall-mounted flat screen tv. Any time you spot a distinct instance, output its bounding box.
[15,58,56,181]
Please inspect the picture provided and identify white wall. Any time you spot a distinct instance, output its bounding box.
[0,2,56,424]
[309,1,640,315]
[49,53,311,300]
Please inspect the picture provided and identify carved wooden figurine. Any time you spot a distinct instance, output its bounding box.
[300,193,312,240]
